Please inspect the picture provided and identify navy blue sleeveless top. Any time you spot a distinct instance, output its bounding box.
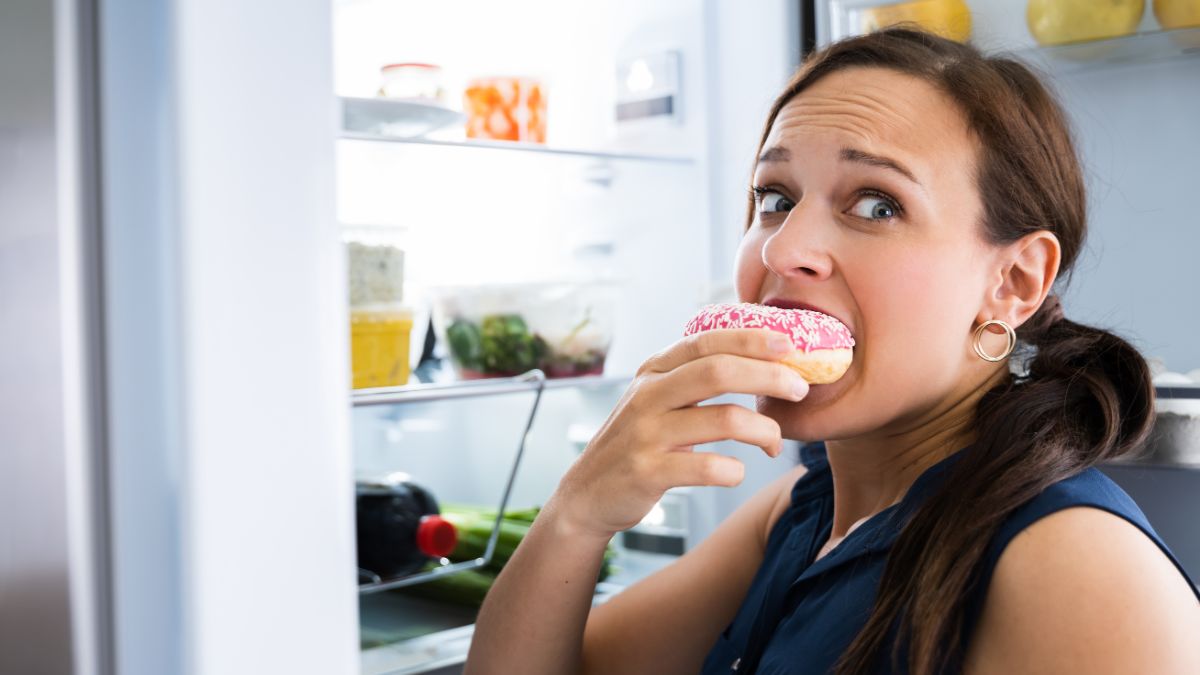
[700,441,1199,674]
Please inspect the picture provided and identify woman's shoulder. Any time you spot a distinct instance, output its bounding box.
[984,467,1199,602]
[962,469,1200,673]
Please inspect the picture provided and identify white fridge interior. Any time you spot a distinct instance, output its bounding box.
[333,1,809,671]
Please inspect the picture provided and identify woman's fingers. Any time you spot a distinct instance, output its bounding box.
[639,328,793,375]
[658,404,784,458]
[644,352,809,410]
[655,450,747,488]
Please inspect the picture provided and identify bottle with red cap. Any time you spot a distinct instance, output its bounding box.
[356,473,458,580]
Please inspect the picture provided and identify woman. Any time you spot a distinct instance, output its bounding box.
[464,27,1200,674]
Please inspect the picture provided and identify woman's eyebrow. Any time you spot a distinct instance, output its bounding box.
[757,144,922,189]
[839,147,921,187]
[758,146,791,163]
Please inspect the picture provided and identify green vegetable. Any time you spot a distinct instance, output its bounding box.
[441,503,617,581]
[440,511,532,570]
[440,502,542,524]
[393,503,619,607]
[396,560,497,608]
[480,314,540,373]
[446,319,484,370]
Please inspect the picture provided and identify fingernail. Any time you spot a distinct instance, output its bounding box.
[769,334,793,353]
[792,377,809,399]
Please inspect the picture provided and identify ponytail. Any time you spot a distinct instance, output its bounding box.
[833,296,1155,673]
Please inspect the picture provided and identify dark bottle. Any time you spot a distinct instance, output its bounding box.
[356,476,458,580]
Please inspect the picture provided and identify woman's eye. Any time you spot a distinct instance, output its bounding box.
[849,193,899,220]
[757,190,795,214]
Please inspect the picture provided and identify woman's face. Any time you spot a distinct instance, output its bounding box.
[736,66,1001,443]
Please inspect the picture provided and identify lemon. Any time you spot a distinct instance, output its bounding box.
[1026,0,1145,46]
[1154,0,1200,29]
[861,0,973,42]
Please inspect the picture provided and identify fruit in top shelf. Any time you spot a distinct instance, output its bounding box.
[1154,0,1200,29]
[1026,0,1145,46]
[861,0,972,43]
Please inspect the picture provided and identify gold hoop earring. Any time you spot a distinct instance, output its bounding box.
[973,320,1016,362]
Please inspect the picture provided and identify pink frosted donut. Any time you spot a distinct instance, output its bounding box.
[683,303,855,384]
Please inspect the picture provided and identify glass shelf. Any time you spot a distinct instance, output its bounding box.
[358,546,678,674]
[1013,26,1200,74]
[339,95,694,163]
[352,370,634,407]
[339,130,696,164]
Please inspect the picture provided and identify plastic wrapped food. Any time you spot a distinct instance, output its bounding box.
[463,76,546,143]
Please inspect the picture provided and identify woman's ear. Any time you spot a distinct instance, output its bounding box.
[981,229,1062,329]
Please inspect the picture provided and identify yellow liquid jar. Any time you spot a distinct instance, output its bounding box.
[351,306,414,389]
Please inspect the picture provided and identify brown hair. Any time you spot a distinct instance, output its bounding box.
[745,27,1156,674]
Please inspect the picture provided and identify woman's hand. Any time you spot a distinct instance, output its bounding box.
[545,328,811,542]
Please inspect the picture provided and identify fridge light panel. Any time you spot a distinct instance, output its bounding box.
[615,50,681,124]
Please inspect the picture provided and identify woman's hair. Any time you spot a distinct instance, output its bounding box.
[746,27,1157,674]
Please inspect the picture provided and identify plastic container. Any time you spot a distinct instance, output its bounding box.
[346,226,413,388]
[428,281,617,380]
[351,308,414,388]
[377,63,446,104]
[463,76,547,143]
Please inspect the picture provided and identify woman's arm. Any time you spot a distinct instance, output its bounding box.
[581,462,808,675]
[964,506,1200,674]
[461,496,613,675]
[462,462,807,675]
[462,327,809,674]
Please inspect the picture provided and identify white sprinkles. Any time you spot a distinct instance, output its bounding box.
[683,302,855,353]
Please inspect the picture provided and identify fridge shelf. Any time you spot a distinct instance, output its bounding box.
[355,369,549,595]
[1015,26,1200,74]
[339,129,696,165]
[352,371,633,407]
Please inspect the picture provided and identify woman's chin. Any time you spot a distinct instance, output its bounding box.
[757,361,855,440]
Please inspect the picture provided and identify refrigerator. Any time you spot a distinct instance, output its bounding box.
[3,0,1197,674]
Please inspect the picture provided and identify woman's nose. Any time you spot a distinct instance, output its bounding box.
[761,208,834,281]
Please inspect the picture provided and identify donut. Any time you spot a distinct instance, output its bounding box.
[684,303,855,384]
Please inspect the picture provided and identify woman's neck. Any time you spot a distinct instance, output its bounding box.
[821,366,1008,543]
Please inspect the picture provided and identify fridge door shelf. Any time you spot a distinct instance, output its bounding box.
[1014,26,1200,74]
